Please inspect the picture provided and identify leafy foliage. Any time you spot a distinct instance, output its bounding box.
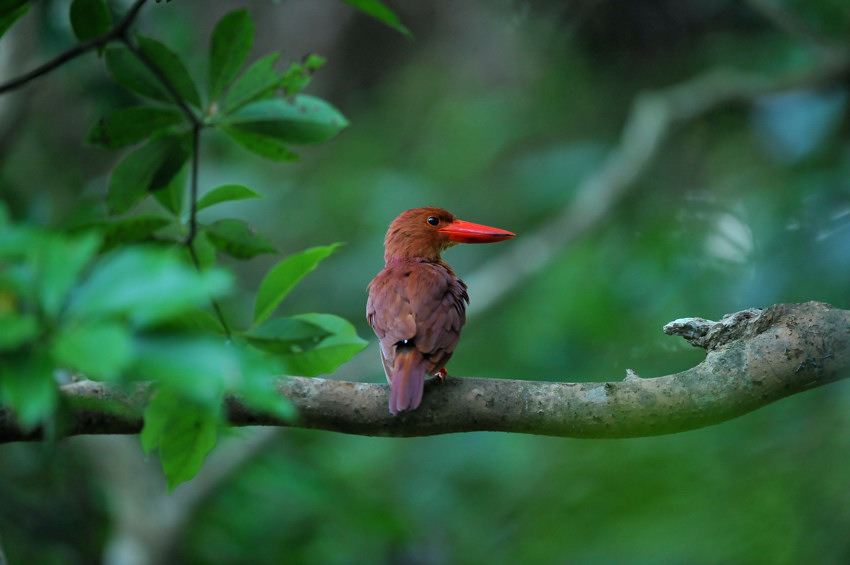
[0,1,395,488]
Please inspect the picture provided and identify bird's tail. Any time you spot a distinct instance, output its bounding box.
[389,346,428,415]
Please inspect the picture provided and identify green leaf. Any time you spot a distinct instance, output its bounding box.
[86,106,185,149]
[220,126,298,162]
[222,53,281,113]
[153,161,187,216]
[220,95,349,144]
[208,9,254,102]
[189,229,217,271]
[339,0,411,38]
[33,231,101,318]
[69,0,111,43]
[204,219,276,259]
[132,336,235,401]
[141,387,219,491]
[0,313,39,350]
[196,184,262,212]
[140,386,169,453]
[253,243,341,326]
[105,45,172,103]
[104,40,200,108]
[0,223,38,258]
[100,215,171,251]
[107,134,191,215]
[136,35,202,108]
[0,353,57,429]
[155,306,224,334]
[51,321,133,380]
[232,346,294,420]
[160,405,218,491]
[279,54,325,95]
[243,316,331,354]
[277,313,368,377]
[67,247,232,327]
[0,0,29,41]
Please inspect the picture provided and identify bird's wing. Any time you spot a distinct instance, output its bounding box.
[367,262,468,376]
[412,265,468,373]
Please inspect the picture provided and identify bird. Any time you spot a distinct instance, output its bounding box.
[366,207,515,415]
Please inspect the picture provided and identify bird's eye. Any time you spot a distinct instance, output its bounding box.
[427,217,440,226]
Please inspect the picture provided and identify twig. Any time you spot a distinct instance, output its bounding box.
[0,0,148,95]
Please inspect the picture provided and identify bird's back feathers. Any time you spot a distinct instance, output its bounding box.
[367,259,468,413]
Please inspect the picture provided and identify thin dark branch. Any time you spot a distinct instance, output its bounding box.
[186,124,201,246]
[0,0,148,95]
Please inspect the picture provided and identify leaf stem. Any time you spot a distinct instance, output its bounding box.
[186,242,233,340]
[187,123,201,246]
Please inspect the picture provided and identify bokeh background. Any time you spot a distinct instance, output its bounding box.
[2,0,850,563]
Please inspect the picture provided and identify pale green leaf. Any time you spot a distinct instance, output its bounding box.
[51,321,133,380]
[277,313,368,377]
[32,231,101,318]
[220,95,348,144]
[0,313,39,350]
[243,316,331,354]
[0,353,57,429]
[253,243,341,326]
[67,247,232,327]
[196,184,262,212]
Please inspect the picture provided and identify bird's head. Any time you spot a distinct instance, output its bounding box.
[383,207,515,262]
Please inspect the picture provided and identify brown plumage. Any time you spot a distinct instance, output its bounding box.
[366,207,515,414]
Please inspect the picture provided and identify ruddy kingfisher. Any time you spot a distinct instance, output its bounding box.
[367,207,515,414]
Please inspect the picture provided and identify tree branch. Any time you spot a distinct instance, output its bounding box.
[1,301,847,442]
[0,0,148,95]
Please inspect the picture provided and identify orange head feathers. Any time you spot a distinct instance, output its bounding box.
[382,206,515,263]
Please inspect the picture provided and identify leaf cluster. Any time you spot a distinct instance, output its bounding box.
[0,0,401,489]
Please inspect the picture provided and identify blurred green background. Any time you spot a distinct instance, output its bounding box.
[2,0,850,563]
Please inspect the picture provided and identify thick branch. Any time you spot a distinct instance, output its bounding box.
[0,301,847,442]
